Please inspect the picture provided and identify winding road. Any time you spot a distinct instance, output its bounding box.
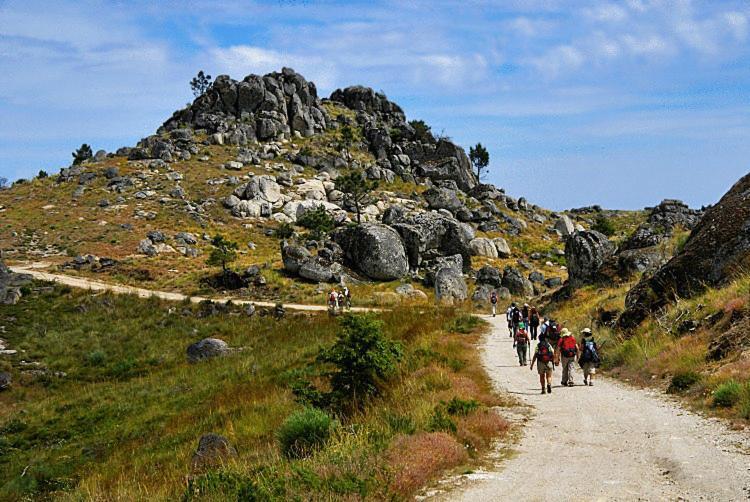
[439,315,750,501]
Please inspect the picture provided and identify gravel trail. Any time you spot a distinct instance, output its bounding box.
[442,315,750,501]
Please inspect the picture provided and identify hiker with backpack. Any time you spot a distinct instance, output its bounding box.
[515,322,530,366]
[327,289,338,315]
[343,285,352,309]
[489,290,498,317]
[506,303,515,333]
[529,307,540,340]
[530,336,555,394]
[557,328,579,386]
[578,328,600,386]
[521,303,530,328]
[511,304,522,338]
[542,318,561,363]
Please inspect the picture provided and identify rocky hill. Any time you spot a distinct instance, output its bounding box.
[2,67,642,307]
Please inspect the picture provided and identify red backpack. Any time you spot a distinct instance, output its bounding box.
[560,337,577,358]
[538,342,553,363]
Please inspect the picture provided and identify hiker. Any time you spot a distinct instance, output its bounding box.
[327,289,338,314]
[489,290,498,317]
[529,307,540,340]
[557,328,579,386]
[343,285,352,309]
[337,291,346,313]
[578,328,600,386]
[530,336,555,394]
[511,304,522,338]
[543,318,562,363]
[515,322,530,366]
[506,303,516,336]
[521,303,530,327]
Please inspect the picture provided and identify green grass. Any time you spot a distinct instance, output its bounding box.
[0,284,509,500]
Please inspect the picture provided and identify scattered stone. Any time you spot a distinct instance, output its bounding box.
[434,266,468,303]
[187,338,231,363]
[191,433,238,472]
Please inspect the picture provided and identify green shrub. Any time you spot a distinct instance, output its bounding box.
[427,408,456,433]
[445,314,481,334]
[297,205,334,241]
[84,350,107,367]
[277,407,337,459]
[667,371,701,394]
[713,380,742,408]
[409,120,433,142]
[592,214,616,236]
[445,397,479,416]
[276,222,295,239]
[318,314,403,410]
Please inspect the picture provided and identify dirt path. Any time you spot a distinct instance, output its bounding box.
[439,315,750,501]
[8,263,377,313]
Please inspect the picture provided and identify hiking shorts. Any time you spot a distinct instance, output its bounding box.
[536,361,553,376]
[582,362,597,377]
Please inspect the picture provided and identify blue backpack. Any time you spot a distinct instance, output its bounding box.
[582,339,600,364]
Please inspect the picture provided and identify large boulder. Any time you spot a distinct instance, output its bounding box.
[0,371,11,391]
[475,265,502,287]
[565,230,616,289]
[434,266,468,303]
[332,224,408,280]
[388,212,473,271]
[469,237,498,258]
[235,175,282,206]
[423,187,463,213]
[298,258,338,283]
[0,261,32,305]
[502,266,534,297]
[187,338,231,363]
[492,237,511,258]
[619,173,750,329]
[554,215,575,237]
[280,241,313,274]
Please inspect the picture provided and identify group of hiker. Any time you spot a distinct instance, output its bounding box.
[327,286,352,314]
[502,301,601,395]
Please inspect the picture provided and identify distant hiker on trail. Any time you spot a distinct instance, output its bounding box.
[578,328,600,386]
[515,322,530,366]
[543,318,562,363]
[558,328,579,386]
[529,307,540,340]
[511,304,522,338]
[530,337,555,394]
[327,289,338,315]
[343,285,352,309]
[521,303,530,327]
[337,291,346,313]
[506,303,516,336]
[490,290,498,317]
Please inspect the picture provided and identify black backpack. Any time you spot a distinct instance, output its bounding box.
[547,322,560,342]
[512,309,521,323]
[581,339,600,364]
[530,312,540,326]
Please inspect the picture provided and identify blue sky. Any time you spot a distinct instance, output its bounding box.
[1,0,749,210]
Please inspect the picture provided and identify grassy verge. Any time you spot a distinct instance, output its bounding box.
[545,273,750,424]
[0,284,510,500]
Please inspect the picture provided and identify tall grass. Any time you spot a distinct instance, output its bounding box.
[0,285,509,500]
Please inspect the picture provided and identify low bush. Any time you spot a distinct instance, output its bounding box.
[712,380,742,408]
[445,397,479,416]
[277,407,337,459]
[667,371,701,394]
[445,314,482,334]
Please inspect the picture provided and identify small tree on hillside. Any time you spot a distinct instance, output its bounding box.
[72,144,93,165]
[37,170,48,179]
[297,205,335,241]
[318,314,403,410]
[593,214,616,236]
[409,119,433,142]
[335,171,378,224]
[469,143,490,180]
[206,234,238,273]
[339,125,354,150]
[0,177,7,189]
[190,70,212,97]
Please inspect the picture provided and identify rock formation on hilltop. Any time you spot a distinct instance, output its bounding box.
[619,173,750,328]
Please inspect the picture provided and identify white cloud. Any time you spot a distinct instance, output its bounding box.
[724,12,748,41]
[620,34,673,57]
[531,45,584,77]
[584,3,628,22]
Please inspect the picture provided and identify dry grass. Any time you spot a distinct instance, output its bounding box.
[385,432,468,496]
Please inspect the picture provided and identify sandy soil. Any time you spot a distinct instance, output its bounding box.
[437,315,750,502]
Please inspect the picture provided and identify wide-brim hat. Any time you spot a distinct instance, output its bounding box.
[581,328,592,335]
[560,328,572,336]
